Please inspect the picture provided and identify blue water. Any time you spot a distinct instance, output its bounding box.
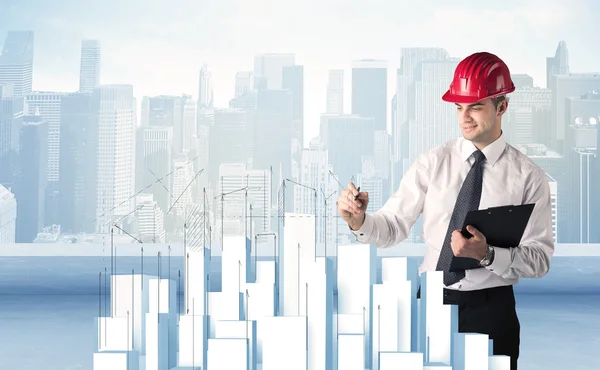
[0,256,598,369]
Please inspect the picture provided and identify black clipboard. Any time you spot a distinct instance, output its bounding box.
[449,203,535,272]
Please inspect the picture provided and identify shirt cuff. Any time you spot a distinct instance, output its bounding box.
[486,246,511,275]
[350,213,375,242]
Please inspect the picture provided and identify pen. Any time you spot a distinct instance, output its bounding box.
[354,186,360,200]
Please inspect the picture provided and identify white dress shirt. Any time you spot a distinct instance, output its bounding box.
[352,134,555,291]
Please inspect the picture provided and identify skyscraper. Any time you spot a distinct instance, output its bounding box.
[209,108,254,187]
[505,86,551,146]
[253,53,295,90]
[136,126,173,213]
[25,92,65,183]
[198,64,213,109]
[393,47,449,185]
[326,70,344,115]
[0,31,34,96]
[351,59,387,131]
[16,116,48,242]
[409,58,461,165]
[58,92,98,234]
[148,95,184,155]
[0,84,24,187]
[562,93,600,242]
[546,40,569,89]
[94,85,135,232]
[79,39,101,93]
[547,41,600,153]
[282,65,304,143]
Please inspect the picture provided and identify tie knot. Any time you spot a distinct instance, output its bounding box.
[472,150,486,163]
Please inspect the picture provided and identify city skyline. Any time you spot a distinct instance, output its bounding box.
[2,28,600,247]
[2,0,600,144]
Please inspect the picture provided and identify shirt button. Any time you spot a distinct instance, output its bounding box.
[360,233,364,236]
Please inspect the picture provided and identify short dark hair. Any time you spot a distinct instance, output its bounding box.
[491,95,507,109]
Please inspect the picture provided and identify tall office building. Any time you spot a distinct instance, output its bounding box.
[140,96,150,127]
[253,53,295,90]
[562,92,600,242]
[253,90,294,206]
[320,114,376,185]
[546,40,569,90]
[16,116,48,242]
[564,117,597,243]
[0,184,17,243]
[79,39,101,93]
[148,95,184,155]
[547,41,600,153]
[209,108,254,187]
[282,65,304,145]
[182,98,197,153]
[326,70,344,115]
[25,91,65,225]
[194,121,211,196]
[136,126,173,213]
[94,85,136,232]
[0,31,34,96]
[198,64,214,109]
[393,47,449,187]
[352,59,387,131]
[505,86,551,146]
[552,74,600,153]
[409,58,461,165]
[58,92,98,234]
[0,84,24,187]
[25,92,65,182]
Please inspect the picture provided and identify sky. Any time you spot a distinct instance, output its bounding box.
[1,0,599,145]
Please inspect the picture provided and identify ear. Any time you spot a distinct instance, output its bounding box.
[497,100,508,116]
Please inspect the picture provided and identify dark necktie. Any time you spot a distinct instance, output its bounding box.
[436,149,486,286]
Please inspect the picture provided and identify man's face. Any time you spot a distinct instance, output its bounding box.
[455,98,506,146]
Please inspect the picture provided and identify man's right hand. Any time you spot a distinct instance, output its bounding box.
[337,182,369,231]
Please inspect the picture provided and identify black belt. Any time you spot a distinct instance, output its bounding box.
[416,284,514,305]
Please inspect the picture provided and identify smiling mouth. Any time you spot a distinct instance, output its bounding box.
[463,124,478,130]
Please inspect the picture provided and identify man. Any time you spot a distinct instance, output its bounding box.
[336,51,554,370]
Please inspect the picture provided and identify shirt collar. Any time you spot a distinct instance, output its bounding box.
[461,132,506,166]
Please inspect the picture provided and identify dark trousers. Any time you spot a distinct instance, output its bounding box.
[418,285,520,370]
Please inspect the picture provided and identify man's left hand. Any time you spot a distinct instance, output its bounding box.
[451,225,488,261]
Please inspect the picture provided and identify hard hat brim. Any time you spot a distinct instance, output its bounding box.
[441,88,515,104]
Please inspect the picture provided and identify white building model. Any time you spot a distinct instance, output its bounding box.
[92,212,510,370]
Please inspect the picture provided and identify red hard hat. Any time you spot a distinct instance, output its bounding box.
[442,52,515,104]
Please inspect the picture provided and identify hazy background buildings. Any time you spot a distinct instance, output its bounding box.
[1,0,600,249]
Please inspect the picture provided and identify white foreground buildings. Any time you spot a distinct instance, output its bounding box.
[92,212,510,370]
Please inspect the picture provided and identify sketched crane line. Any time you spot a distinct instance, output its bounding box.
[93,155,200,223]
